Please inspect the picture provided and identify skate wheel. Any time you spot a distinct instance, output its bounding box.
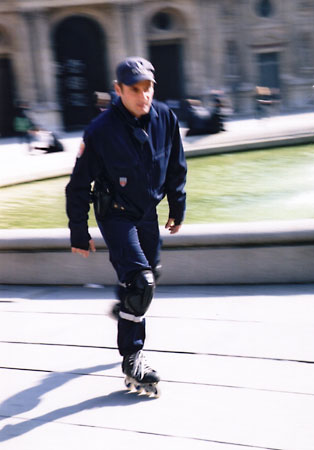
[153,384,160,398]
[145,383,160,398]
[124,377,133,390]
[135,384,144,394]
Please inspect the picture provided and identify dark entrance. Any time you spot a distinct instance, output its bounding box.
[0,58,15,137]
[54,16,109,130]
[257,52,280,88]
[149,42,185,105]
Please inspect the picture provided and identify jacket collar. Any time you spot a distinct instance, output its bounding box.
[114,98,158,128]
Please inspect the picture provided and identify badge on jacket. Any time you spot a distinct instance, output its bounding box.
[119,177,127,187]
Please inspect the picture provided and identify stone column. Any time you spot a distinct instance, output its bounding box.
[22,11,43,103]
[34,10,57,105]
[120,3,146,57]
[185,0,209,98]
[20,9,61,129]
[23,9,57,104]
[12,12,37,105]
[106,4,128,82]
[206,1,223,88]
[106,3,146,85]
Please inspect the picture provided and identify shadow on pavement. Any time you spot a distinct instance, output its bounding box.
[0,389,154,442]
[0,362,133,441]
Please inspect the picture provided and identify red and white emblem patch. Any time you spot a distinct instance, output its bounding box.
[119,177,127,187]
[77,141,85,158]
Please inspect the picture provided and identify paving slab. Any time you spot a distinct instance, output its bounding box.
[1,284,314,450]
[1,342,314,396]
[0,416,220,450]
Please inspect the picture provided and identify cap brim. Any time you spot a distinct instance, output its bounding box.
[123,73,156,86]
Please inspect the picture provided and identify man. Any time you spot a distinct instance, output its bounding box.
[66,56,187,392]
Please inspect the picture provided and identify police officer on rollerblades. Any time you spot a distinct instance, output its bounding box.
[66,56,187,396]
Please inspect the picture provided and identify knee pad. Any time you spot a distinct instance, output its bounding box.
[124,270,155,316]
[153,264,162,283]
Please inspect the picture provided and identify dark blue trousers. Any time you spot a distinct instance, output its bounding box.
[97,207,161,356]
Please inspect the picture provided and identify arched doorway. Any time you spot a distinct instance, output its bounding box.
[257,52,280,88]
[147,10,186,117]
[54,16,109,130]
[149,42,184,101]
[0,58,15,137]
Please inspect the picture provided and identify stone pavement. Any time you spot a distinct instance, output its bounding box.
[0,111,313,187]
[1,283,314,449]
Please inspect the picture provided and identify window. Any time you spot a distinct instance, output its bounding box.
[225,41,239,78]
[151,12,173,31]
[257,53,280,88]
[255,0,274,18]
[0,28,9,46]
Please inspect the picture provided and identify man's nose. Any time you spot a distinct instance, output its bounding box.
[140,90,149,100]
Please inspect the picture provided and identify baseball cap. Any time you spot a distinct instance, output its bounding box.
[116,57,155,86]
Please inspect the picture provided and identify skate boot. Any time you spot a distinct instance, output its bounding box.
[122,350,160,397]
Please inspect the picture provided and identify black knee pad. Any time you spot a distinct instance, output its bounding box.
[124,270,155,316]
[153,264,162,283]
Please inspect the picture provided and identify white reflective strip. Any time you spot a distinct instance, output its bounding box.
[119,311,144,323]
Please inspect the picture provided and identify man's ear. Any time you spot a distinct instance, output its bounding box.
[114,82,122,97]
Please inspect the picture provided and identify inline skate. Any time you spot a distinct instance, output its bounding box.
[122,350,160,397]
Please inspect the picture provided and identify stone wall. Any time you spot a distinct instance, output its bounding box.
[1,221,314,285]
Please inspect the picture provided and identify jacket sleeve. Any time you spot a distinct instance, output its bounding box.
[165,111,187,225]
[65,130,100,250]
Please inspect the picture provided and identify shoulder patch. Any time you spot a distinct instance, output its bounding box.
[77,141,85,158]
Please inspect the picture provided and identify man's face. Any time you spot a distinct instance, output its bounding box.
[115,80,154,118]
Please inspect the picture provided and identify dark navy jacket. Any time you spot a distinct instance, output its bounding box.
[66,98,187,250]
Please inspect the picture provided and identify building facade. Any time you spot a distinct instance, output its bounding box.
[0,0,313,135]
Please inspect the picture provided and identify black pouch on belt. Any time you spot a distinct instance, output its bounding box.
[90,178,112,221]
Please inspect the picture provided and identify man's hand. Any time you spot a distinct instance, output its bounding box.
[71,239,96,258]
[165,218,181,234]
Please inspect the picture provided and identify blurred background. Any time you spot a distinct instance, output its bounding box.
[1,0,314,230]
[0,0,314,136]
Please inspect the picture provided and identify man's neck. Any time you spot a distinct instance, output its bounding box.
[117,98,151,126]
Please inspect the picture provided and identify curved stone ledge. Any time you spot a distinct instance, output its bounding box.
[1,220,314,285]
[1,220,314,250]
